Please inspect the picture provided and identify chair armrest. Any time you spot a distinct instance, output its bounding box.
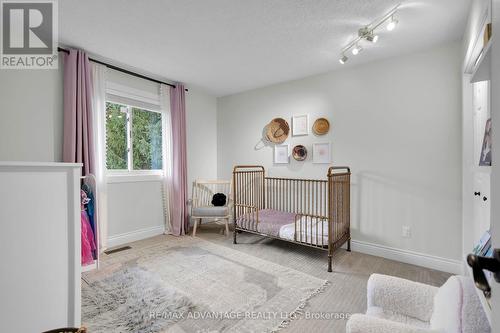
[346,314,438,333]
[367,274,438,323]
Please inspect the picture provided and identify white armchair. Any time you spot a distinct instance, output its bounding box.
[190,180,231,237]
[346,274,490,333]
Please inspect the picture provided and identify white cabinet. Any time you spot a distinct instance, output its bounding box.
[0,162,82,333]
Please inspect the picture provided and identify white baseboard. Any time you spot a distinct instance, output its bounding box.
[107,225,165,248]
[350,239,463,275]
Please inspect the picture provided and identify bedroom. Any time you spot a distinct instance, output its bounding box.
[0,0,499,332]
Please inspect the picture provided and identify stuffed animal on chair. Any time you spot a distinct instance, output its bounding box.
[211,193,226,206]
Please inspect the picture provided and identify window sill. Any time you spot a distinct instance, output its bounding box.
[107,172,163,184]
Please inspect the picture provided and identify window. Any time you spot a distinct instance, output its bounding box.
[106,102,163,172]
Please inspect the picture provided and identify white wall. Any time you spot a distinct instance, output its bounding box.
[106,180,165,246]
[0,62,63,162]
[186,86,219,190]
[218,42,463,266]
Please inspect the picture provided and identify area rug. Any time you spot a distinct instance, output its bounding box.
[82,266,195,332]
[82,236,329,333]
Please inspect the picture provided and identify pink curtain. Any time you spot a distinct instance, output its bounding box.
[62,49,95,176]
[169,84,188,236]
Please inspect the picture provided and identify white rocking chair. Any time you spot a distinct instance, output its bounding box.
[190,180,232,237]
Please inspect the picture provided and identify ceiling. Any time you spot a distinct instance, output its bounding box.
[59,0,471,96]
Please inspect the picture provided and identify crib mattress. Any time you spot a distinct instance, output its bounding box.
[279,216,329,246]
[236,209,329,245]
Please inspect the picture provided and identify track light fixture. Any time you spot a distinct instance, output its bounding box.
[338,4,400,64]
[339,54,348,64]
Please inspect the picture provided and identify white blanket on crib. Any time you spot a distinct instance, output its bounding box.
[279,216,329,246]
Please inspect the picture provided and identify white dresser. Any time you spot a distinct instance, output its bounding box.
[0,162,82,333]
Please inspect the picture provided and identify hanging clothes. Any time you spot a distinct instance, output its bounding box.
[81,210,95,265]
[81,183,96,235]
[81,190,96,265]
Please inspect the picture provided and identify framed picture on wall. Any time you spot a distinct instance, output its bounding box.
[313,142,331,164]
[292,114,309,136]
[479,118,492,166]
[274,144,290,164]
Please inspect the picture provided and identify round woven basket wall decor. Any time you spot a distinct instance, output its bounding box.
[266,118,290,144]
[292,145,307,161]
[313,118,330,135]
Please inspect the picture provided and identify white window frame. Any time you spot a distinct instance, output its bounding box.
[105,100,164,183]
[103,79,165,183]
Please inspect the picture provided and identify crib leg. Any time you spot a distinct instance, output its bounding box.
[328,255,333,272]
[233,228,237,244]
[347,238,351,252]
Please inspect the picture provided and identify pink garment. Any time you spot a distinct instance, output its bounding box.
[81,210,96,265]
[169,84,188,236]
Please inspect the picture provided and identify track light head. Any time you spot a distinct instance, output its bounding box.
[387,16,398,31]
[352,44,363,55]
[339,54,348,64]
[366,33,379,43]
[359,27,379,43]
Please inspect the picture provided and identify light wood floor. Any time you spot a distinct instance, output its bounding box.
[105,224,450,333]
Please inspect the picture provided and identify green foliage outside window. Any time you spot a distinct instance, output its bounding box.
[132,108,162,170]
[105,102,163,171]
[106,103,127,169]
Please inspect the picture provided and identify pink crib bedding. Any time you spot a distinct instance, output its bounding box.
[236,209,296,237]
